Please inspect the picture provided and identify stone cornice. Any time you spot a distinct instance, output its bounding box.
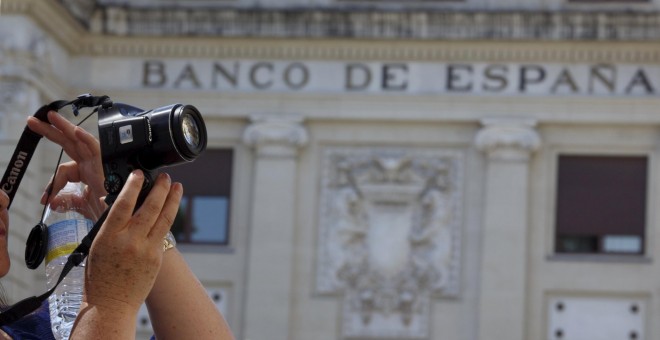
[9,1,660,46]
[61,3,660,42]
[3,1,660,64]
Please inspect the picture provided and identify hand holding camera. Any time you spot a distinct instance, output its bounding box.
[28,111,107,219]
[0,95,232,339]
[28,98,207,211]
[83,169,183,319]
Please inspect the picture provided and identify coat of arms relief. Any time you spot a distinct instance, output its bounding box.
[316,147,464,339]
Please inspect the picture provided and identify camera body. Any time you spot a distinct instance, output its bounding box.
[97,102,207,205]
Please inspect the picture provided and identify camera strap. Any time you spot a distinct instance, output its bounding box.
[0,94,111,326]
[1,94,110,206]
[1,101,68,207]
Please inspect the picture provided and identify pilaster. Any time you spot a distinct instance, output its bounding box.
[241,116,308,340]
[474,118,541,340]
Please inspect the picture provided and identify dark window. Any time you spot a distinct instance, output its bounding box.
[555,155,647,255]
[167,149,233,245]
[568,0,648,2]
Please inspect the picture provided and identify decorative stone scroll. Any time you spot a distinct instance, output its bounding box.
[474,118,541,161]
[242,115,308,157]
[316,146,464,339]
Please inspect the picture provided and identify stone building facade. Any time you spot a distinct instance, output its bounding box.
[1,0,660,339]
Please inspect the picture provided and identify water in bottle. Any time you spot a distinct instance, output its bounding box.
[44,182,94,340]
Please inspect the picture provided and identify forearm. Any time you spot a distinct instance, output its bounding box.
[70,302,138,339]
[146,249,234,340]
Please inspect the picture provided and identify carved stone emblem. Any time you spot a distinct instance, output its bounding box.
[316,147,463,339]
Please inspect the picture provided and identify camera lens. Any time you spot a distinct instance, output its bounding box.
[182,113,201,149]
[171,105,206,160]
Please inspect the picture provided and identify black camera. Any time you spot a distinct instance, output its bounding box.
[0,94,208,281]
[97,102,207,205]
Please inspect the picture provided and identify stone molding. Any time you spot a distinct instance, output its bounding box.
[316,146,463,339]
[242,116,308,157]
[475,118,541,161]
[78,39,660,64]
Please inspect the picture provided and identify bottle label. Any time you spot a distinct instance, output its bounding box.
[46,219,93,264]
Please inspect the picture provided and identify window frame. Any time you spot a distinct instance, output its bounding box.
[567,0,648,3]
[548,150,654,261]
[167,148,234,247]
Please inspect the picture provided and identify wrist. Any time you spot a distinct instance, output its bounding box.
[83,280,143,316]
[71,301,139,340]
[82,295,141,316]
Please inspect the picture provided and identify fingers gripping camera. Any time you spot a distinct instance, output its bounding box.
[98,102,207,206]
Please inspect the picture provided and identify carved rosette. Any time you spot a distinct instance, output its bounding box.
[474,118,541,161]
[242,116,308,157]
[316,147,463,339]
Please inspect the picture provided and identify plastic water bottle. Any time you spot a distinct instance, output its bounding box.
[44,182,94,340]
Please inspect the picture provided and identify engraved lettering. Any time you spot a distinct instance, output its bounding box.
[589,64,616,94]
[382,64,408,91]
[447,64,473,92]
[142,60,167,87]
[625,69,654,94]
[551,69,579,93]
[345,64,371,91]
[283,63,310,90]
[519,65,546,92]
[173,64,202,88]
[483,64,508,92]
[250,62,274,89]
[212,62,239,88]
